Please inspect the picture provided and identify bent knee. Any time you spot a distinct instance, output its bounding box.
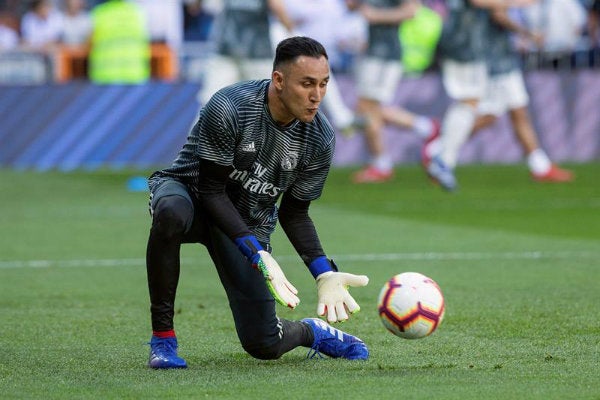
[151,195,194,238]
[241,340,283,360]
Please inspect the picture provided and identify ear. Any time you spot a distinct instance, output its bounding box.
[272,70,284,90]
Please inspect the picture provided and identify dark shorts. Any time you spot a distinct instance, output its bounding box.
[150,179,195,231]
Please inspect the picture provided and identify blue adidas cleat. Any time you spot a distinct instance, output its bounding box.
[302,318,369,360]
[427,155,457,192]
[148,336,188,369]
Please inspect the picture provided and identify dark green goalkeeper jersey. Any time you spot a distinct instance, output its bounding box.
[149,79,335,243]
[486,16,520,76]
[211,0,274,59]
[438,0,490,63]
[364,0,405,60]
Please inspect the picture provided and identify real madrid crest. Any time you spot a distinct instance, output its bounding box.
[281,151,298,171]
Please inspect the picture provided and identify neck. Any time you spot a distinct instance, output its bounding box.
[267,83,294,126]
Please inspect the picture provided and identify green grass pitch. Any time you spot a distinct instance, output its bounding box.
[1,163,599,399]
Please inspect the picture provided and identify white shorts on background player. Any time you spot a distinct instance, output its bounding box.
[356,57,403,104]
[478,69,530,117]
[198,55,273,105]
[441,59,488,101]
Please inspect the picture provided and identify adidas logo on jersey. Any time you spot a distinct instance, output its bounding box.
[241,142,256,153]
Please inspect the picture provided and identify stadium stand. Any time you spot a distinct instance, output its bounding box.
[0,0,598,170]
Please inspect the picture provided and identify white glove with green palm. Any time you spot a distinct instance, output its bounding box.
[235,235,299,309]
[253,250,299,309]
[310,257,369,323]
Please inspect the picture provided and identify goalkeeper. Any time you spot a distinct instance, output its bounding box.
[145,36,369,369]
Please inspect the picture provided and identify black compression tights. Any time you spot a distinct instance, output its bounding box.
[146,195,313,359]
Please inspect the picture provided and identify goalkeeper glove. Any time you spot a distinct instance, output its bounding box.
[235,235,300,309]
[310,257,369,323]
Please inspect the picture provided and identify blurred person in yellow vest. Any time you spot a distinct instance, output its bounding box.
[88,0,150,84]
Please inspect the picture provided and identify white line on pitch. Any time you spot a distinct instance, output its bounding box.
[0,250,597,269]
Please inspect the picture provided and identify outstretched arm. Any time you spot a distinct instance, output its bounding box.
[278,193,325,268]
[279,193,369,322]
[197,160,299,309]
[489,6,543,45]
[470,0,536,9]
[359,0,419,25]
[268,0,295,32]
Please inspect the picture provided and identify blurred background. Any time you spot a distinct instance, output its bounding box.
[0,0,598,171]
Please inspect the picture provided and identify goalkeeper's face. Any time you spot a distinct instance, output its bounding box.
[272,55,329,124]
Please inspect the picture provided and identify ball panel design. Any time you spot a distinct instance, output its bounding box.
[377,272,445,339]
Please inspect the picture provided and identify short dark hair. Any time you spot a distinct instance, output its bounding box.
[273,36,328,71]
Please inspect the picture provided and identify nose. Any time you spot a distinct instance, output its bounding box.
[310,87,325,103]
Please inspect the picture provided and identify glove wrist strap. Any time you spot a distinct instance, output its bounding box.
[235,235,264,260]
[308,256,334,279]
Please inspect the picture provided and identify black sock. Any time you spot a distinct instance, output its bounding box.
[279,319,314,353]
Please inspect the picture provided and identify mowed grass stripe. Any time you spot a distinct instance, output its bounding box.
[1,165,599,399]
[1,249,598,269]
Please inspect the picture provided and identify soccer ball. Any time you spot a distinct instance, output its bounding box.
[377,272,445,339]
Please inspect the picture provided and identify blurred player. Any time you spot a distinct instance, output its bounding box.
[269,0,365,135]
[423,0,572,190]
[197,0,294,106]
[145,37,369,369]
[351,0,440,184]
[472,6,572,181]
[425,0,536,191]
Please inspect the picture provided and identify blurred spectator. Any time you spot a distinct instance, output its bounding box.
[519,0,586,67]
[60,0,92,46]
[88,0,150,84]
[182,0,220,42]
[20,0,63,51]
[0,0,29,18]
[132,0,183,51]
[589,0,600,49]
[86,0,105,8]
[0,11,19,50]
[423,0,447,18]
